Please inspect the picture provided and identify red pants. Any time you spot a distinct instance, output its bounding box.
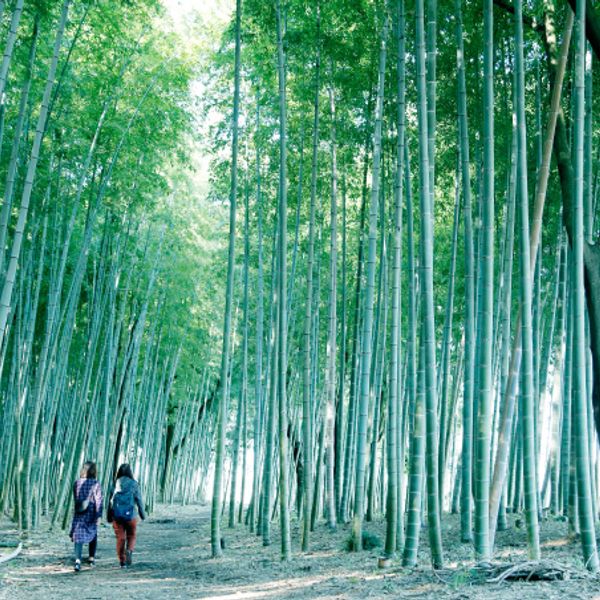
[112,518,137,564]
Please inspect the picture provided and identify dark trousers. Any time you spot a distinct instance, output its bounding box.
[74,537,97,561]
[112,519,137,564]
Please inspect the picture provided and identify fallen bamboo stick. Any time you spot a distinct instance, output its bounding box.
[0,543,22,564]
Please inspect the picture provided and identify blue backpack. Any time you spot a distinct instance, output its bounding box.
[112,488,135,522]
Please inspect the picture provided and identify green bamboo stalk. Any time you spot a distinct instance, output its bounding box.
[402,322,425,567]
[514,0,540,559]
[275,0,291,561]
[385,0,406,558]
[351,3,388,552]
[415,0,443,567]
[211,0,242,558]
[324,71,338,531]
[571,0,599,571]
[301,2,320,550]
[455,0,475,544]
[438,170,460,506]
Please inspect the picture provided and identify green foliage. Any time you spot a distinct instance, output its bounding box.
[344,530,382,552]
[0,0,227,524]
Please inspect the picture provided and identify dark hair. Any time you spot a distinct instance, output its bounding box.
[80,461,97,479]
[116,463,134,480]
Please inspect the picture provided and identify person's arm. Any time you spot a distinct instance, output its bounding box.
[69,482,76,539]
[106,486,114,522]
[134,482,146,520]
[94,483,103,520]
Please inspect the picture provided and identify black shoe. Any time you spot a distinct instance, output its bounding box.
[120,562,127,569]
[88,557,95,567]
[125,550,133,566]
[74,560,81,572]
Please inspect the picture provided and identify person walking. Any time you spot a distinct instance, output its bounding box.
[107,463,146,568]
[69,461,103,572]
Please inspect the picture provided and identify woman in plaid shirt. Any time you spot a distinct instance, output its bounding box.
[69,462,103,572]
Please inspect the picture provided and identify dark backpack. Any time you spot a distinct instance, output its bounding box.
[112,487,135,522]
[74,484,92,514]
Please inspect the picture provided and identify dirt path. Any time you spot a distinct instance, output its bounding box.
[0,504,213,599]
[1,505,599,599]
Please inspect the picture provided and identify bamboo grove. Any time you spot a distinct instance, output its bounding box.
[0,1,227,532]
[0,0,599,579]
[206,0,600,572]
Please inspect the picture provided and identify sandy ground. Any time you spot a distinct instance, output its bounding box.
[1,504,599,599]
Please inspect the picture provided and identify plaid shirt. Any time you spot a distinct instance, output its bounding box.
[69,478,103,544]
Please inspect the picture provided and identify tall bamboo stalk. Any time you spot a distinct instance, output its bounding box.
[211,0,242,559]
[415,0,443,567]
[473,0,494,561]
[514,0,540,559]
[351,3,389,552]
[275,0,291,561]
[572,0,599,572]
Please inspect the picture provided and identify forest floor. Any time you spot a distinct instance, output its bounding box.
[1,504,599,599]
